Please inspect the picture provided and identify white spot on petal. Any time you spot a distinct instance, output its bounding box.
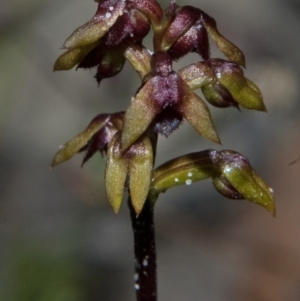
[185,179,192,185]
[188,172,193,177]
[174,178,179,182]
[109,6,114,11]
[224,166,232,173]
[105,12,112,19]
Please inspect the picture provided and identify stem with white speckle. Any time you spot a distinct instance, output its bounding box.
[128,196,157,301]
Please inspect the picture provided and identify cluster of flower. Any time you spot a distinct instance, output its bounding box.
[52,0,274,216]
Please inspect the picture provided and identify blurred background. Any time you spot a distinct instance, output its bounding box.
[1,0,300,300]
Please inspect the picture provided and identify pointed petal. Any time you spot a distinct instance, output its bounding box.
[218,73,266,111]
[124,43,151,79]
[202,14,245,67]
[218,150,275,215]
[105,133,128,213]
[251,170,275,215]
[129,136,153,215]
[177,81,220,144]
[237,79,266,111]
[51,115,109,167]
[223,166,275,214]
[63,0,126,49]
[121,81,160,151]
[54,44,97,71]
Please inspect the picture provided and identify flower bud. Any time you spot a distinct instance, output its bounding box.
[105,132,153,214]
[149,149,275,215]
[215,150,275,215]
[161,6,201,52]
[161,6,210,60]
[180,59,266,111]
[209,59,266,111]
[212,175,243,199]
[167,23,210,61]
[104,8,151,46]
[201,82,239,109]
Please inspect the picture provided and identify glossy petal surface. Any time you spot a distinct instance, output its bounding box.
[129,136,153,215]
[202,14,245,66]
[105,133,128,213]
[51,115,107,166]
[63,0,126,49]
[54,44,97,70]
[122,83,160,151]
[178,80,220,144]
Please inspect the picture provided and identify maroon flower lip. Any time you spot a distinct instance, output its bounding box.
[121,51,220,151]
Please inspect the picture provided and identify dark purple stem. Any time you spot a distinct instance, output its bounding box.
[128,197,157,301]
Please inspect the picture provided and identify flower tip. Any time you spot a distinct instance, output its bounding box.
[262,104,268,113]
[112,204,121,214]
[212,133,221,145]
[239,56,246,68]
[50,160,58,168]
[53,60,61,72]
[51,150,68,167]
[53,64,60,72]
[133,205,143,217]
[265,188,276,216]
[263,200,276,217]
